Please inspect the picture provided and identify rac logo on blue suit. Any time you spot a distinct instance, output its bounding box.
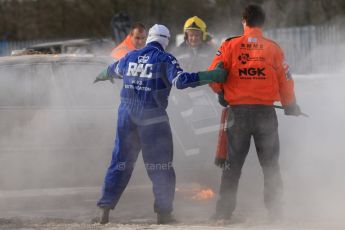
[127,54,153,78]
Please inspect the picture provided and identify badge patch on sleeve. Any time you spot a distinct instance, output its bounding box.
[248,37,257,42]
[216,50,222,56]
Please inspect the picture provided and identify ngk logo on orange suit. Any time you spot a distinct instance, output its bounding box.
[209,27,296,106]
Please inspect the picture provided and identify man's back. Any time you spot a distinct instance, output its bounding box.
[116,42,174,111]
[210,27,295,106]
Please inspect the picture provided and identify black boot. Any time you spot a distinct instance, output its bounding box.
[99,207,111,225]
[157,213,177,224]
[210,211,232,221]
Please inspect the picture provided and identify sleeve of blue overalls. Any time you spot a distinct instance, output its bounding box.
[165,54,201,89]
[106,57,127,79]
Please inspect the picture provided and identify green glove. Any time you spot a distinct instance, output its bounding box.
[93,69,114,84]
[197,62,228,85]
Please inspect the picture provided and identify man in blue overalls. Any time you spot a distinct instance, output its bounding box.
[94,24,227,224]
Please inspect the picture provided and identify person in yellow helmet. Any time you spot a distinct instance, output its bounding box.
[173,16,216,72]
[169,16,219,187]
[184,16,208,46]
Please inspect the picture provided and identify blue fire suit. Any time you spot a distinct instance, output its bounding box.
[97,42,201,214]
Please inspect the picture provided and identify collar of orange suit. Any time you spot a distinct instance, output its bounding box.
[123,34,136,50]
[243,26,263,36]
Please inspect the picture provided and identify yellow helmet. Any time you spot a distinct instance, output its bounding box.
[183,16,207,41]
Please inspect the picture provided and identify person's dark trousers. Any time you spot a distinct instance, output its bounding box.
[97,105,176,214]
[216,105,283,219]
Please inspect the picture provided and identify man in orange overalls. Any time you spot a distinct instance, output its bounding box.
[111,22,147,60]
[209,4,302,222]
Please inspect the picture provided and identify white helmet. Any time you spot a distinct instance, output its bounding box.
[146,24,170,50]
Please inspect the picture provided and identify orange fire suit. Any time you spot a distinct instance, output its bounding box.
[209,27,296,106]
[111,35,136,60]
[210,26,297,219]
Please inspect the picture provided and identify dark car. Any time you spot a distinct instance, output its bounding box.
[11,38,114,56]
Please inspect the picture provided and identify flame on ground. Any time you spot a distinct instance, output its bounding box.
[176,185,216,201]
[192,188,215,201]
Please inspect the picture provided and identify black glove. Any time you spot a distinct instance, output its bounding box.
[215,158,226,168]
[284,103,302,116]
[218,91,228,107]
